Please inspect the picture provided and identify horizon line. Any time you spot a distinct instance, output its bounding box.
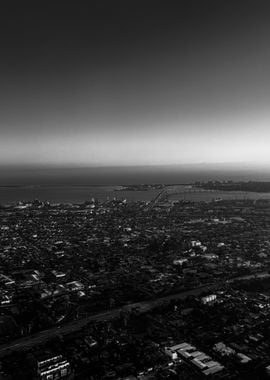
[1,161,270,170]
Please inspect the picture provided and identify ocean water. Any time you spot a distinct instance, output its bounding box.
[168,189,270,202]
[0,186,161,205]
[1,185,270,205]
[1,164,270,187]
[0,165,270,204]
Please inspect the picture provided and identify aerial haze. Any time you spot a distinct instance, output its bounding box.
[1,1,270,171]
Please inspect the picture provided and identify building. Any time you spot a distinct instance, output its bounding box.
[168,342,224,376]
[164,347,178,360]
[37,355,71,380]
[201,294,217,304]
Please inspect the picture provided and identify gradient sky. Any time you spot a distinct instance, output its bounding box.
[1,1,270,166]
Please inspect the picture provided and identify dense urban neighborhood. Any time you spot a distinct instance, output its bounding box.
[1,193,270,378]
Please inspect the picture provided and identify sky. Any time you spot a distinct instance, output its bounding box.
[1,1,270,167]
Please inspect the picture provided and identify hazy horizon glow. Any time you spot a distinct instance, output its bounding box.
[1,1,270,167]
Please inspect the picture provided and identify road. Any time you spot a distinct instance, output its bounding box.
[0,284,216,357]
[146,189,167,210]
[0,271,268,357]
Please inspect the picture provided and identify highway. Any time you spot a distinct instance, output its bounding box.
[146,188,168,210]
[0,271,268,357]
[0,283,215,357]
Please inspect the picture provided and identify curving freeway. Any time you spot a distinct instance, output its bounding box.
[0,271,268,358]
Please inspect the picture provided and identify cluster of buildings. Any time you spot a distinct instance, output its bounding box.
[1,286,270,379]
[0,195,270,377]
[166,342,224,376]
